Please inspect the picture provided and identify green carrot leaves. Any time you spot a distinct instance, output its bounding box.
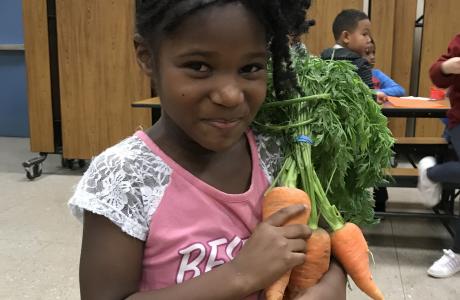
[255,46,394,227]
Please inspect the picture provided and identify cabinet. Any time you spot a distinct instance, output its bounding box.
[22,0,151,178]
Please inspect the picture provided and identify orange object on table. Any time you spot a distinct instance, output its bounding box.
[386,96,448,109]
[430,86,446,100]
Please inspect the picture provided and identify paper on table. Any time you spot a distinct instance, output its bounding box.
[399,96,432,101]
[387,96,448,108]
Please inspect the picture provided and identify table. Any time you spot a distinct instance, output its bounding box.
[380,99,459,233]
[132,97,161,108]
[132,97,161,124]
[382,98,452,164]
[132,97,451,117]
[381,99,450,118]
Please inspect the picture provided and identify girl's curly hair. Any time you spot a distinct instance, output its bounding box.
[136,0,313,99]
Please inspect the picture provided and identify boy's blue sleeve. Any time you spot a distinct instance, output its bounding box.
[372,69,406,96]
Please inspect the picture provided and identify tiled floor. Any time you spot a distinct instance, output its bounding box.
[1,137,459,299]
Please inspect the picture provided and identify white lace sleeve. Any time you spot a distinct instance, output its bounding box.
[254,131,284,182]
[68,136,172,241]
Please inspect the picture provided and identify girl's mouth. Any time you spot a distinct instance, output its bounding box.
[204,119,242,129]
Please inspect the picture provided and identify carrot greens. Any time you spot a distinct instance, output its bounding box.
[255,46,394,228]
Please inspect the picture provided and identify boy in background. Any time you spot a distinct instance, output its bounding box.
[321,10,374,92]
[321,9,387,212]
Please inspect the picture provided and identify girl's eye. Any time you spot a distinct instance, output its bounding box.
[185,62,210,73]
[240,64,264,74]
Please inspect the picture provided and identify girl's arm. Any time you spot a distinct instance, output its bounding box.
[80,211,144,300]
[373,69,405,97]
[80,206,311,300]
[429,34,460,88]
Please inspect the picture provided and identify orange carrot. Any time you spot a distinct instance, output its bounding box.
[330,222,384,300]
[262,187,311,300]
[287,227,331,296]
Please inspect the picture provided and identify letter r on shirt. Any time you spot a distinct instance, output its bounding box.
[177,243,206,284]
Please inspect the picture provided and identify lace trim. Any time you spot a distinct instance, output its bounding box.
[254,131,283,183]
[68,135,172,241]
[69,132,281,241]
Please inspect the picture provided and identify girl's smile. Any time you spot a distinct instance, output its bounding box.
[203,118,243,130]
[144,2,268,153]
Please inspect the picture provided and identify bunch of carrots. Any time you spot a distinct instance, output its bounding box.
[255,46,393,300]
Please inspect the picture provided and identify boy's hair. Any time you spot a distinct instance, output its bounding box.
[136,0,312,99]
[332,9,369,41]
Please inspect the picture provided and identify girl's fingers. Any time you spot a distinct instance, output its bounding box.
[282,224,312,240]
[289,238,308,253]
[289,252,307,267]
[266,204,308,227]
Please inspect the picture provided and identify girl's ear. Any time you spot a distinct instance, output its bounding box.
[134,34,154,76]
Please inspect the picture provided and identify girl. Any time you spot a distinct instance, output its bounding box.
[363,38,405,212]
[363,39,405,97]
[69,1,346,299]
[419,33,460,278]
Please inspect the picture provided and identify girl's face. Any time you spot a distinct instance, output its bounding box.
[364,43,376,67]
[148,3,268,152]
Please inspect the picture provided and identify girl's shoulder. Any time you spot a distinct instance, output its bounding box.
[372,68,385,76]
[68,134,173,241]
[69,130,283,239]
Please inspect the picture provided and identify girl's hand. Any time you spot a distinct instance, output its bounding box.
[290,259,347,300]
[376,91,388,104]
[441,57,460,75]
[230,204,312,293]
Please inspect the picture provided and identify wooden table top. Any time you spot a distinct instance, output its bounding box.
[132,97,451,119]
[132,97,161,108]
[381,99,450,118]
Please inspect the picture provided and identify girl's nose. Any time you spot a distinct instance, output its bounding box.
[210,81,244,107]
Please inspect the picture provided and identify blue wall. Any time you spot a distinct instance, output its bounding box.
[0,0,29,137]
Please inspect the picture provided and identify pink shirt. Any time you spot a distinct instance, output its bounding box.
[136,131,268,298]
[69,129,281,299]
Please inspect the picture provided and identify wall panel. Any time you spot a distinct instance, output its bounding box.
[22,0,55,151]
[415,0,460,137]
[56,0,151,159]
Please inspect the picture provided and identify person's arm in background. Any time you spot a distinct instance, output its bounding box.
[429,33,460,88]
[355,58,388,103]
[372,69,405,97]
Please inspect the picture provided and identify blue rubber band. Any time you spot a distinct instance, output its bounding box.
[296,135,313,145]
